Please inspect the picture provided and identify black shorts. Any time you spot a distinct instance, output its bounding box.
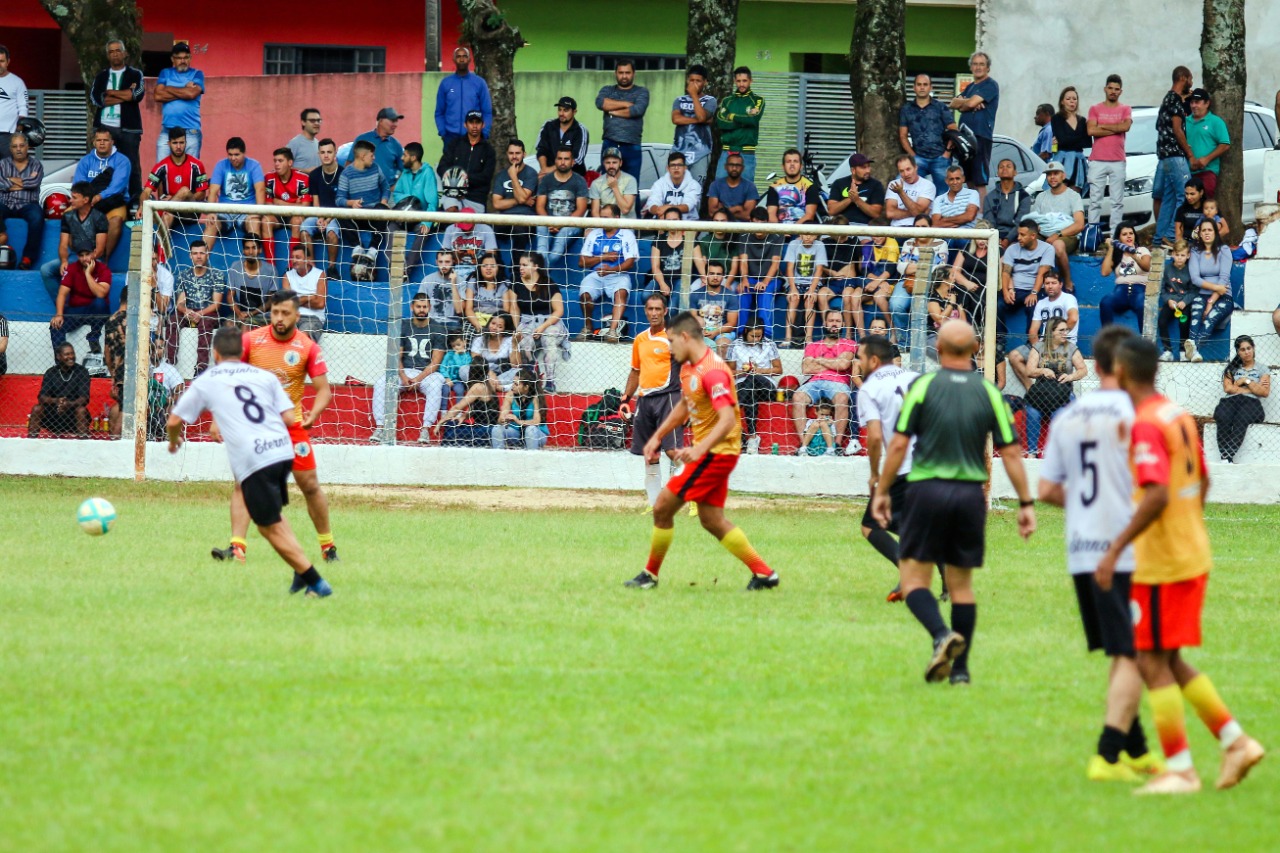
[630,392,683,454]
[898,479,986,568]
[861,474,910,533]
[241,459,292,527]
[1073,572,1136,657]
[964,136,992,186]
[38,406,85,434]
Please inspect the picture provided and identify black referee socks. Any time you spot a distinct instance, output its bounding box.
[905,589,949,640]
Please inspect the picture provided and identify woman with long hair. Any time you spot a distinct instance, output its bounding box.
[951,219,992,329]
[464,251,516,336]
[470,312,519,389]
[926,266,968,356]
[490,368,550,451]
[511,251,569,390]
[1184,218,1235,362]
[1023,316,1086,456]
[1050,86,1089,190]
[725,322,783,454]
[893,213,948,342]
[1213,335,1269,463]
[1098,223,1153,331]
[434,353,502,447]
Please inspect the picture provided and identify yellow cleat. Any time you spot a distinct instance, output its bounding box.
[1120,750,1166,776]
[1135,768,1202,795]
[688,502,698,516]
[1087,755,1143,783]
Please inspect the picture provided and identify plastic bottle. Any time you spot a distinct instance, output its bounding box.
[771,443,779,455]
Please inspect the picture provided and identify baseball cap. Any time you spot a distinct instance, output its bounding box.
[1044,161,1067,173]
[377,106,404,121]
[440,197,462,211]
[465,110,484,122]
[1188,87,1211,102]
[602,146,622,161]
[848,153,874,167]
[555,96,578,110]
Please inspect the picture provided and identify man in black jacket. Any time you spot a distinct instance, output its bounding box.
[89,39,145,205]
[536,97,590,178]
[438,110,495,209]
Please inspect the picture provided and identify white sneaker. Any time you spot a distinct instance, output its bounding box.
[824,446,837,456]
[1184,339,1202,362]
[745,435,761,455]
[1158,350,1173,362]
[369,425,388,444]
[795,445,807,457]
[843,438,862,456]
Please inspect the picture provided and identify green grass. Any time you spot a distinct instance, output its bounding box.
[1,476,1277,852]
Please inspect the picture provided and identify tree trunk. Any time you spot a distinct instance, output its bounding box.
[40,0,143,145]
[458,0,527,150]
[685,0,740,185]
[1201,0,1246,242]
[849,0,907,171]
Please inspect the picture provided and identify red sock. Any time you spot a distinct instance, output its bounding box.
[262,236,276,266]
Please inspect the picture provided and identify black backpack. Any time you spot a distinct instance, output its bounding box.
[577,388,627,450]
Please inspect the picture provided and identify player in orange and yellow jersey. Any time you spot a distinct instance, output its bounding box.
[624,311,778,591]
[1096,337,1264,795]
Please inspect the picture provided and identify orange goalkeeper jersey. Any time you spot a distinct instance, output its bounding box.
[241,326,327,424]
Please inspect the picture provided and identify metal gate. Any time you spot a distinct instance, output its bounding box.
[30,90,89,162]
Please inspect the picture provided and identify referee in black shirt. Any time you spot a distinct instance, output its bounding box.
[873,320,1037,684]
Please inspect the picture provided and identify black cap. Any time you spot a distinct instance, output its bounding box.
[170,42,191,55]
[555,96,577,110]
[465,110,484,122]
[1188,87,1210,101]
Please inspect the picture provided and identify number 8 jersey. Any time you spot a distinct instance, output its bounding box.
[1039,389,1135,576]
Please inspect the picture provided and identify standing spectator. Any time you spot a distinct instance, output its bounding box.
[595,59,649,181]
[589,147,637,218]
[300,139,341,276]
[1098,224,1153,332]
[671,64,717,185]
[226,237,278,327]
[438,110,495,210]
[353,107,405,187]
[826,153,885,225]
[736,208,784,338]
[1031,103,1054,162]
[1213,336,1269,464]
[262,148,313,269]
[1153,67,1195,247]
[885,155,937,227]
[1183,219,1234,363]
[790,310,858,453]
[949,51,999,201]
[173,240,225,371]
[1050,87,1090,191]
[705,151,757,221]
[1030,162,1085,292]
[645,152,702,221]
[0,45,28,159]
[0,131,44,269]
[74,127,131,261]
[142,128,209,231]
[931,164,981,235]
[782,233,828,348]
[394,142,440,211]
[1157,239,1194,360]
[283,247,327,342]
[578,204,639,341]
[998,220,1056,345]
[201,137,266,256]
[1027,269,1079,347]
[715,66,765,184]
[534,146,589,271]
[1086,75,1132,237]
[286,108,323,173]
[899,73,957,193]
[490,138,539,266]
[725,322,782,453]
[40,183,106,301]
[765,149,820,224]
[370,293,446,444]
[982,158,1030,248]
[435,47,492,147]
[153,43,204,161]
[51,247,112,352]
[511,252,569,391]
[1186,88,1231,199]
[336,139,390,262]
[536,97,590,178]
[28,344,90,438]
[90,39,144,205]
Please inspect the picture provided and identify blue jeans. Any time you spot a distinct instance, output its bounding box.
[535,225,582,272]
[41,258,65,302]
[489,423,549,450]
[601,139,642,185]
[442,423,493,447]
[737,278,781,338]
[997,295,1035,349]
[916,155,951,194]
[1099,283,1145,332]
[889,280,912,341]
[1152,156,1191,243]
[716,151,756,185]
[1190,291,1233,343]
[3,202,44,266]
[51,299,110,348]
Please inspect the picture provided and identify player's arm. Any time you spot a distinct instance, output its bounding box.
[864,419,885,491]
[1096,423,1170,589]
[301,372,331,429]
[875,433,910,497]
[1037,478,1066,507]
[678,402,737,465]
[621,367,641,407]
[996,442,1037,534]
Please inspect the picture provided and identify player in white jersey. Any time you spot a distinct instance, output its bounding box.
[167,327,333,598]
[1038,325,1160,782]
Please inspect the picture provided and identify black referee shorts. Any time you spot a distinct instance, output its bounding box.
[1073,572,1136,657]
[630,392,683,455]
[861,474,910,533]
[898,479,986,568]
[241,459,293,527]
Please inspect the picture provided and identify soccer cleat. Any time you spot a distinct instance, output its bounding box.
[949,668,971,686]
[1134,769,1201,795]
[886,585,904,603]
[925,631,966,683]
[322,544,340,563]
[1120,750,1166,776]
[1087,755,1143,783]
[289,572,307,594]
[624,571,658,589]
[746,571,780,591]
[305,579,334,598]
[1216,735,1265,790]
[211,543,246,564]
[688,501,698,517]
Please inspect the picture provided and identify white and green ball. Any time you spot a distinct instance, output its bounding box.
[77,497,117,536]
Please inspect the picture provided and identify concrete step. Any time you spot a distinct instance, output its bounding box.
[1203,421,1280,465]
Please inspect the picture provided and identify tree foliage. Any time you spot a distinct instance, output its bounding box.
[458,0,528,149]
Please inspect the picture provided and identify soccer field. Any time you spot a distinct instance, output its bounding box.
[2,476,1276,852]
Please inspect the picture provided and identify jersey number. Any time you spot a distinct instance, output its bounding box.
[1079,441,1098,507]
[235,385,266,424]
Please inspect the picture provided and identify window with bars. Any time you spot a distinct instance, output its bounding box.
[567,52,686,72]
[264,45,386,75]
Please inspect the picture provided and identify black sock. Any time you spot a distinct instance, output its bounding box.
[1098,725,1127,763]
[865,528,899,566]
[950,602,976,671]
[1125,717,1150,758]
[299,566,322,586]
[905,588,949,641]
[938,564,949,595]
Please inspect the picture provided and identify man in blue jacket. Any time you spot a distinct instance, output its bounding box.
[435,47,492,147]
[73,127,131,260]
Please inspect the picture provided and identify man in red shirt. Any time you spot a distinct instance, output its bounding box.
[790,309,859,452]
[142,127,208,230]
[51,247,112,351]
[263,147,313,269]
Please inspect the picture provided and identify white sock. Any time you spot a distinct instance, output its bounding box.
[1219,720,1244,749]
[645,461,662,506]
[1166,748,1194,772]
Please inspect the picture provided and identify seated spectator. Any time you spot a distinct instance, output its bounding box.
[735,207,785,338]
[1027,269,1079,347]
[726,322,782,454]
[930,164,980,241]
[490,138,539,267]
[1214,335,1269,463]
[261,147,313,269]
[950,226,991,330]
[705,151,756,221]
[103,287,128,436]
[370,293,446,444]
[439,334,471,402]
[1184,218,1235,362]
[1196,197,1230,241]
[1173,177,1207,243]
[1003,339,1033,422]
[393,142,440,213]
[135,335,184,440]
[441,213,498,280]
[782,232,828,348]
[283,247,326,342]
[173,240,225,372]
[226,236,279,327]
[981,158,1030,248]
[51,247,112,356]
[438,110,495,210]
[646,151,702,221]
[434,355,502,447]
[650,209,691,305]
[895,214,947,340]
[535,145,589,271]
[74,127,131,260]
[926,268,968,355]
[464,252,516,336]
[1023,316,1086,457]
[41,183,107,303]
[336,139,391,274]
[822,216,863,336]
[799,400,839,456]
[1028,162,1084,291]
[0,131,44,269]
[858,225,901,342]
[765,149,820,225]
[490,368,549,450]
[690,259,738,354]
[791,310,858,454]
[201,136,266,256]
[589,147,637,218]
[419,249,468,336]
[998,219,1056,348]
[29,344,92,438]
[885,155,937,227]
[511,252,569,391]
[142,128,208,232]
[826,153,885,225]
[300,138,342,277]
[578,204,639,341]
[469,313,518,389]
[693,210,741,286]
[1157,239,1194,360]
[151,250,179,364]
[1098,224,1152,332]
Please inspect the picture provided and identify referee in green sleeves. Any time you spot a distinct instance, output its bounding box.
[872,320,1037,684]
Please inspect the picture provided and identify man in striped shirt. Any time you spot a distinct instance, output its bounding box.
[930,164,980,249]
[0,131,43,269]
[336,139,390,256]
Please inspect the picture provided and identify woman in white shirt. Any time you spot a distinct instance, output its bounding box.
[726,322,783,454]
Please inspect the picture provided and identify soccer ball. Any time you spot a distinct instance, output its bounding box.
[77,497,117,536]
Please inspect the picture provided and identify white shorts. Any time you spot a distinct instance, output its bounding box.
[579,272,632,300]
[301,216,340,237]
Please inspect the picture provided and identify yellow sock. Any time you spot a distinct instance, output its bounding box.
[230,536,247,550]
[1149,683,1192,770]
[318,532,334,549]
[1182,673,1241,745]
[719,527,772,576]
[644,526,674,576]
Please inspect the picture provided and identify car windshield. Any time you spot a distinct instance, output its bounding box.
[1126,115,1157,156]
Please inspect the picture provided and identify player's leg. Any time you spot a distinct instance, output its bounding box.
[244,460,332,597]
[625,484,681,588]
[212,483,252,563]
[1135,648,1200,793]
[942,566,976,684]
[696,501,777,589]
[292,467,336,561]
